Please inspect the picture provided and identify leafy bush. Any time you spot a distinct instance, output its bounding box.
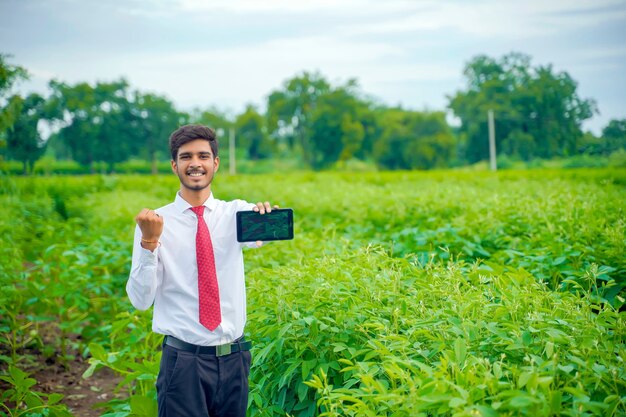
[561,154,609,169]
[0,365,72,417]
[32,157,91,175]
[0,160,24,175]
[1,169,625,416]
[608,149,626,168]
[113,159,172,174]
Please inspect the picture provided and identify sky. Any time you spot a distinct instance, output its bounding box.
[1,0,625,134]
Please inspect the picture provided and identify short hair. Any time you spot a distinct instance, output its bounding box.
[169,124,219,160]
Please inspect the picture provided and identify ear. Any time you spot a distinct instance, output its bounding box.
[171,159,177,174]
[213,156,220,173]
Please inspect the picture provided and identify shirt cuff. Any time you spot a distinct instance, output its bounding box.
[139,246,159,263]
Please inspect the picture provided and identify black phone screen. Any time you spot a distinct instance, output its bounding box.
[236,208,294,242]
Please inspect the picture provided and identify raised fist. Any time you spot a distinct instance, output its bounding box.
[135,208,164,243]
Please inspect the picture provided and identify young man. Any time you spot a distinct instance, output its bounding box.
[127,124,275,417]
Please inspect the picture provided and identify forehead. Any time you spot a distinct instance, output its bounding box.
[178,139,213,155]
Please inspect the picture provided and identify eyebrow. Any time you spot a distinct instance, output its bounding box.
[179,151,212,157]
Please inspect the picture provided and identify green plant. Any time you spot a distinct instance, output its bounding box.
[0,366,72,417]
[2,169,625,416]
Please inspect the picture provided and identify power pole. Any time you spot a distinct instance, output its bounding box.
[229,127,236,175]
[488,109,497,171]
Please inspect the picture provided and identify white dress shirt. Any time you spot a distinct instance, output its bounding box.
[126,192,257,346]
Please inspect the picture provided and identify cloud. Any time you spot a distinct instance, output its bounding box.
[177,0,412,14]
[342,0,626,38]
[88,31,458,114]
[2,0,624,133]
[116,35,403,104]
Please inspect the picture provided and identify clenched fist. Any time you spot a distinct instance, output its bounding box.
[135,208,163,250]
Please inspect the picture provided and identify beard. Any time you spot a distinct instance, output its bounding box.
[182,181,208,191]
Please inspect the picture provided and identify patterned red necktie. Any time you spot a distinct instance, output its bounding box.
[191,206,221,331]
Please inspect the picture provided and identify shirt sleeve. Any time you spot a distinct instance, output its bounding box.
[126,224,160,310]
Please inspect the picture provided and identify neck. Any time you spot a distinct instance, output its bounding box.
[179,187,212,207]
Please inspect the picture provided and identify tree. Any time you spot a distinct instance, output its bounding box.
[235,105,272,160]
[525,66,596,157]
[5,94,47,174]
[0,54,29,149]
[191,107,233,158]
[267,72,331,166]
[373,109,455,170]
[48,80,190,173]
[93,81,138,173]
[191,106,233,135]
[448,52,597,162]
[266,73,378,169]
[306,82,367,169]
[132,92,188,173]
[601,119,626,154]
[47,79,137,172]
[353,102,384,162]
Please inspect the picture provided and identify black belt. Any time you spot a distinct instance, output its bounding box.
[164,335,252,356]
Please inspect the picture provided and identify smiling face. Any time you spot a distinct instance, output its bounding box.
[171,139,220,193]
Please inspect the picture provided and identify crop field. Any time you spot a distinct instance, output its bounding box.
[1,168,625,416]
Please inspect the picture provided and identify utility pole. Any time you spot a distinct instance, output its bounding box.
[488,109,497,171]
[229,127,236,175]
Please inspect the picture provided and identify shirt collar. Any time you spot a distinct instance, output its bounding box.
[174,192,217,214]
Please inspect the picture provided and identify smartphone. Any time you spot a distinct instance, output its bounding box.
[236,208,294,242]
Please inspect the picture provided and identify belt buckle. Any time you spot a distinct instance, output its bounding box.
[216,343,232,357]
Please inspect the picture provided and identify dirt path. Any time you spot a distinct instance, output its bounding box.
[1,353,125,417]
[34,355,124,417]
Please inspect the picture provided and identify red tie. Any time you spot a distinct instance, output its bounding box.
[191,206,221,331]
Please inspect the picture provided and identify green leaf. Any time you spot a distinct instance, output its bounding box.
[449,397,466,408]
[48,393,64,405]
[129,395,157,416]
[297,381,309,403]
[509,395,536,408]
[82,360,102,379]
[518,372,532,388]
[301,359,317,381]
[454,338,467,365]
[88,342,108,361]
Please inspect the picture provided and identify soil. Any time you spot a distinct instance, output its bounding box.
[1,351,124,417]
[34,355,124,416]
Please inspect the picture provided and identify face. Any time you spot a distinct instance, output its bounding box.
[171,139,220,192]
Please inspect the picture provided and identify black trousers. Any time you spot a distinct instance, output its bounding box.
[156,342,252,417]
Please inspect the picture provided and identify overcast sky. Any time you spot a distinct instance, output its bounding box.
[1,0,625,134]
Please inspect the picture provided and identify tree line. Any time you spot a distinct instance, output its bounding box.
[1,52,625,174]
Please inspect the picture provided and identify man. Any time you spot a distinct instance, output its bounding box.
[127,124,276,416]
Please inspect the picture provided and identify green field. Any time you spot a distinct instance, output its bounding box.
[1,169,625,416]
